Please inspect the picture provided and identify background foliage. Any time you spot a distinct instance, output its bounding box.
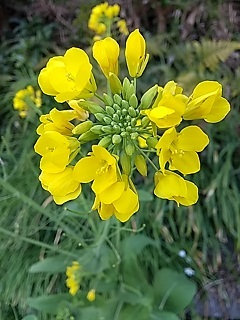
[1,0,240,319]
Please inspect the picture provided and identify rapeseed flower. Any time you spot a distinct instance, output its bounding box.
[87,289,96,302]
[35,20,231,220]
[66,261,81,296]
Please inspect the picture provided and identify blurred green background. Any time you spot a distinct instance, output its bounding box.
[0,0,240,319]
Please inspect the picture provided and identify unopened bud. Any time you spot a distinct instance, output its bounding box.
[122,77,131,100]
[90,125,103,134]
[139,85,158,109]
[128,106,137,118]
[109,73,122,95]
[95,113,105,122]
[112,134,122,144]
[125,84,135,101]
[146,137,158,148]
[121,100,129,110]
[141,116,150,128]
[79,131,98,142]
[135,154,147,176]
[125,143,135,156]
[98,136,112,147]
[102,126,113,134]
[130,132,138,139]
[129,94,138,109]
[103,93,113,106]
[103,117,112,125]
[113,94,122,105]
[113,114,120,122]
[78,101,104,114]
[120,151,132,175]
[72,120,93,135]
[106,106,115,116]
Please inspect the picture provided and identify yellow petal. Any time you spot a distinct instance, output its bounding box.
[53,185,82,205]
[156,127,177,150]
[114,187,139,216]
[176,125,209,151]
[174,180,198,206]
[98,202,114,220]
[99,181,125,204]
[204,97,230,123]
[64,47,90,78]
[38,68,58,96]
[74,157,99,182]
[92,169,117,194]
[171,151,200,174]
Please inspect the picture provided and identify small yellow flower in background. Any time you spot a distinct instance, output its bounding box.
[156,125,209,175]
[183,81,230,122]
[88,2,120,36]
[117,19,129,36]
[125,29,149,78]
[87,289,96,302]
[154,170,198,206]
[144,81,187,128]
[13,85,42,118]
[38,48,96,103]
[66,261,81,296]
[93,37,120,78]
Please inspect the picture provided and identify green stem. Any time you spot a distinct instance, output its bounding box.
[133,77,137,91]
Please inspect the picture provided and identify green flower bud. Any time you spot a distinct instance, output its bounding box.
[129,94,138,109]
[121,100,129,110]
[98,136,112,147]
[125,143,135,156]
[135,154,147,176]
[72,120,93,135]
[90,125,104,134]
[141,116,150,128]
[95,112,105,122]
[122,77,131,100]
[102,126,113,134]
[113,103,121,111]
[128,106,137,117]
[146,137,158,148]
[103,93,113,106]
[106,106,115,116]
[122,109,128,116]
[139,84,158,110]
[130,132,138,139]
[112,134,122,145]
[109,73,122,95]
[103,117,112,124]
[78,101,104,114]
[113,114,120,122]
[79,131,98,142]
[113,124,121,133]
[131,118,137,126]
[125,84,135,101]
[113,94,122,105]
[120,151,132,175]
[120,131,128,137]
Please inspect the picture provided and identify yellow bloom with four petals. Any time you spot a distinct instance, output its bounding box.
[183,81,230,123]
[38,48,96,103]
[156,125,209,175]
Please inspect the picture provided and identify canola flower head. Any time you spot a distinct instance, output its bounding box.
[66,261,81,296]
[13,85,42,118]
[35,25,231,222]
[87,289,96,302]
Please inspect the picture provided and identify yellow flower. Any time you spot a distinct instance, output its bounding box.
[34,131,80,173]
[13,85,42,118]
[39,166,82,205]
[93,37,120,78]
[38,48,96,103]
[87,289,96,302]
[36,108,77,136]
[73,145,118,194]
[66,261,81,296]
[144,81,187,128]
[183,81,230,123]
[156,125,209,174]
[67,100,89,121]
[154,170,198,206]
[92,175,139,222]
[125,29,149,78]
[117,19,129,36]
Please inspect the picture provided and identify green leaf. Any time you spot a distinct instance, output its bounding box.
[121,234,157,258]
[26,294,70,314]
[29,255,73,274]
[151,310,180,320]
[21,316,38,320]
[153,268,197,314]
[138,189,154,202]
[118,305,151,320]
[78,307,100,320]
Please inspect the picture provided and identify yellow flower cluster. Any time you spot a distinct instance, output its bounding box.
[66,261,81,296]
[13,85,41,118]
[35,26,230,221]
[88,2,128,38]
